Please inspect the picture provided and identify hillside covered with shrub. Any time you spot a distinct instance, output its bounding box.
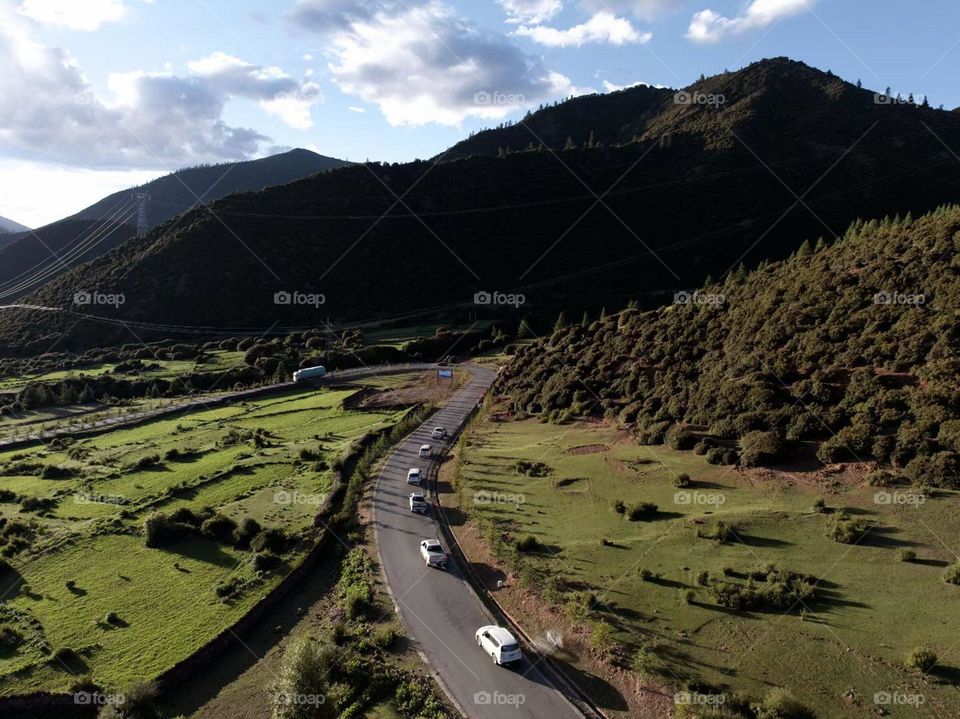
[495,205,960,484]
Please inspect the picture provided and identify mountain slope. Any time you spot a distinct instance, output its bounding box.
[0,149,351,301]
[495,204,959,481]
[0,215,30,234]
[2,58,960,353]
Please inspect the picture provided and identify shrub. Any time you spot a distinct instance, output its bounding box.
[0,625,23,652]
[590,620,615,653]
[253,552,280,572]
[201,514,238,543]
[943,562,960,585]
[896,549,917,562]
[696,570,710,586]
[371,625,398,650]
[637,420,671,445]
[666,426,696,450]
[626,502,658,521]
[812,497,827,513]
[705,447,725,464]
[143,512,195,547]
[756,687,816,719]
[639,569,654,581]
[827,515,870,544]
[342,582,374,618]
[673,473,691,488]
[693,439,712,455]
[611,499,626,514]
[515,534,540,552]
[905,647,938,673]
[41,465,74,479]
[739,430,786,467]
[251,528,289,554]
[98,681,161,719]
[233,517,262,549]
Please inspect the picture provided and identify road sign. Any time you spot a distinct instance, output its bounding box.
[438,369,453,379]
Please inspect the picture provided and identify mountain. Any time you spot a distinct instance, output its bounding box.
[2,58,960,354]
[0,215,30,249]
[0,149,351,301]
[494,204,959,483]
[0,215,30,234]
[66,148,351,231]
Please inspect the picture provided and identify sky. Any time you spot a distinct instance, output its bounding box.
[2,0,959,228]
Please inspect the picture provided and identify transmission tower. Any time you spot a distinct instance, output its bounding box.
[133,192,150,238]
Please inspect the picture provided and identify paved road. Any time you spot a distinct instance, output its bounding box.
[373,366,583,719]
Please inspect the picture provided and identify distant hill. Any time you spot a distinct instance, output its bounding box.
[495,204,959,483]
[0,215,30,248]
[67,148,351,231]
[0,149,351,301]
[2,58,960,353]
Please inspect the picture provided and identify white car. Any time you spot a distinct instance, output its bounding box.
[418,443,432,458]
[419,539,447,568]
[409,492,428,513]
[431,426,446,439]
[476,625,522,666]
[406,467,421,485]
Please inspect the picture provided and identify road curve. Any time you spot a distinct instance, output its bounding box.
[373,365,583,719]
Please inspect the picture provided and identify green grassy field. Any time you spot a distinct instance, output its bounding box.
[0,384,403,696]
[455,418,960,718]
[0,350,246,393]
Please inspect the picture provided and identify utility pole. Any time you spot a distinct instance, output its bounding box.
[134,192,150,238]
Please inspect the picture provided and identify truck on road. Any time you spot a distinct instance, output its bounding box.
[293,365,326,382]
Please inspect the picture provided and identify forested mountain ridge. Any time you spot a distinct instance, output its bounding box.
[495,205,960,483]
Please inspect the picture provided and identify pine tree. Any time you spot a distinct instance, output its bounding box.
[856,79,862,88]
[599,307,607,320]
[581,310,590,327]
[627,299,639,310]
[564,136,577,150]
[517,318,532,339]
[796,239,813,257]
[553,312,567,332]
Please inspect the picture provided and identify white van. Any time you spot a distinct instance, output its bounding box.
[406,468,421,485]
[418,444,432,458]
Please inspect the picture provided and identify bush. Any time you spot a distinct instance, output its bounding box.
[756,687,816,719]
[943,562,960,585]
[812,497,827,513]
[143,512,195,547]
[251,528,289,554]
[827,515,869,544]
[896,549,917,562]
[343,582,374,618]
[371,625,398,650]
[666,426,696,450]
[739,430,786,467]
[0,625,23,652]
[515,534,540,552]
[637,420,671,445]
[705,447,725,464]
[233,517,262,549]
[40,465,74,479]
[626,502,658,521]
[693,439,712,455]
[98,681,161,719]
[905,647,938,673]
[201,514,238,543]
[611,499,626,514]
[673,473,691,488]
[590,620,615,653]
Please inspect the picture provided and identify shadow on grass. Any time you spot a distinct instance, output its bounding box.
[162,539,238,569]
[549,654,630,712]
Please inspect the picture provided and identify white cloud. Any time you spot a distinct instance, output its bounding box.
[497,0,563,24]
[516,12,652,47]
[18,0,126,31]
[587,0,682,21]
[348,106,366,113]
[686,0,812,43]
[295,0,574,126]
[0,22,323,169]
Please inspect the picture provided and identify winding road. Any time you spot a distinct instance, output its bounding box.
[372,365,584,719]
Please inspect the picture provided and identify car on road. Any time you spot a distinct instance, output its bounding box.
[431,426,446,439]
[419,539,448,568]
[406,467,421,485]
[418,443,432,458]
[409,492,428,513]
[476,625,522,666]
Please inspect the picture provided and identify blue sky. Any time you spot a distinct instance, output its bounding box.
[2,0,959,227]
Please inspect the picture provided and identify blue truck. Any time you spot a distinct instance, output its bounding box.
[293,365,326,382]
